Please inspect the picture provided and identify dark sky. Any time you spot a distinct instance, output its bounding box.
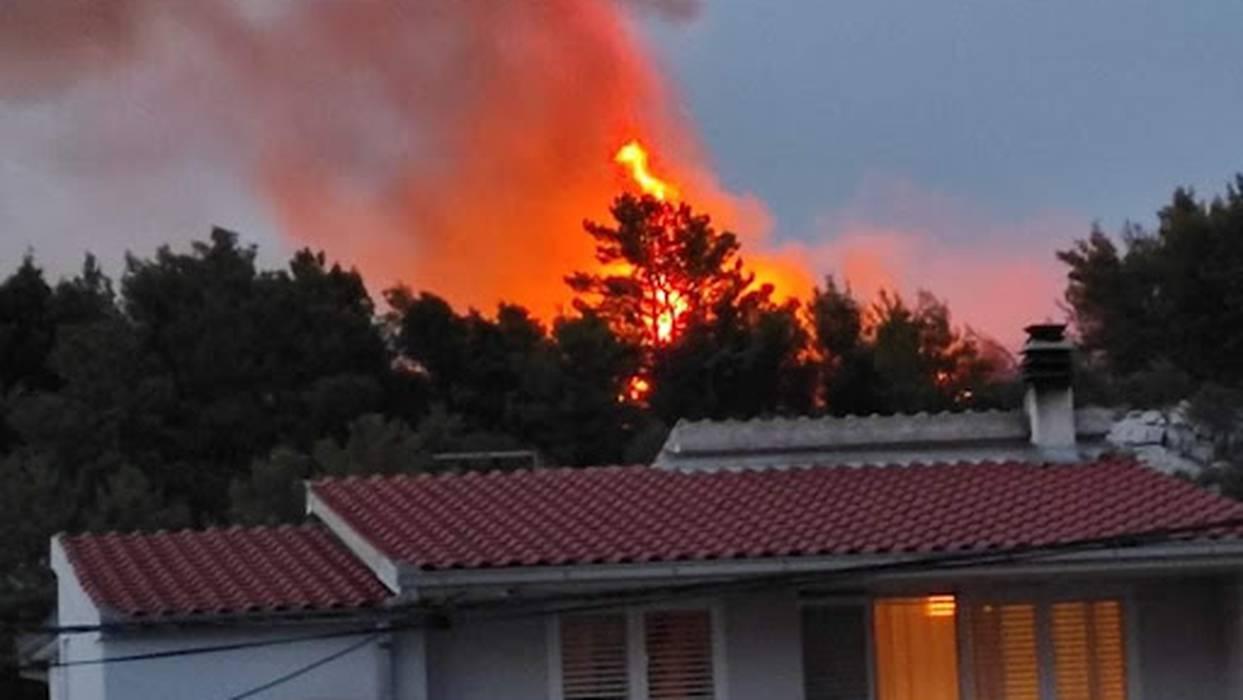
[2,0,1240,343]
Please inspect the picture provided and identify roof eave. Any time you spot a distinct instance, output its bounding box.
[402,540,1243,596]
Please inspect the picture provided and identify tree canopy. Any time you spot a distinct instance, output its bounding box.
[1059,175,1243,497]
[1060,177,1243,384]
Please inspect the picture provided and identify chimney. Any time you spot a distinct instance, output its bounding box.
[1022,323,1076,458]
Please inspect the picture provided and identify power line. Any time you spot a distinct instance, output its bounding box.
[18,512,1243,643]
[226,633,382,700]
[18,511,1243,676]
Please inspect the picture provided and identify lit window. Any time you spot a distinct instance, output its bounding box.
[968,603,1040,700]
[1050,601,1127,700]
[967,598,1128,700]
[873,597,961,700]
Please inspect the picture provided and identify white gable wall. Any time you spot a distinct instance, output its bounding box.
[50,537,396,700]
[50,538,104,700]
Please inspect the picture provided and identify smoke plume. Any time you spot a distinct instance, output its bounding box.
[3,0,787,317]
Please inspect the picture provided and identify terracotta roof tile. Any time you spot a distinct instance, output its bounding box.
[61,524,391,618]
[310,459,1243,571]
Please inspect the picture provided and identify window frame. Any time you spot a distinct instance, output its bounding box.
[958,588,1139,700]
[799,596,877,700]
[799,588,1140,700]
[548,600,729,700]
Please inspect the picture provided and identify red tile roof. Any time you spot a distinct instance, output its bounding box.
[311,459,1243,571]
[61,524,390,618]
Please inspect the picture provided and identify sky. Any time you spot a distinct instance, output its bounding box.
[2,0,1241,346]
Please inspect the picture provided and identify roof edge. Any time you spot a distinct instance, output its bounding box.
[406,539,1243,592]
[50,535,108,626]
[306,483,404,595]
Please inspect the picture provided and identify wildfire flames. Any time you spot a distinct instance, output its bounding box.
[611,137,694,402]
[612,139,692,346]
[615,139,679,202]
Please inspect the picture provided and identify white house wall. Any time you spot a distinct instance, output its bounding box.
[63,627,387,700]
[722,587,805,700]
[426,616,548,699]
[421,589,806,700]
[49,573,1243,699]
[1134,577,1235,700]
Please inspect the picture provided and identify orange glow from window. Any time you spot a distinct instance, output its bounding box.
[874,597,961,700]
[925,595,957,618]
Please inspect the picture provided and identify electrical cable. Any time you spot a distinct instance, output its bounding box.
[13,512,1243,676]
[225,633,382,700]
[207,511,1243,699]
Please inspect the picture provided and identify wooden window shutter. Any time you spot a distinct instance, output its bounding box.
[968,603,1040,700]
[801,605,870,700]
[644,609,716,699]
[1050,601,1127,700]
[560,614,631,700]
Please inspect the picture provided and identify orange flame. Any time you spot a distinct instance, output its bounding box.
[613,139,692,346]
[623,376,651,402]
[653,287,687,344]
[615,139,679,201]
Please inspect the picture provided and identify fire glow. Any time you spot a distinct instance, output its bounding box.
[615,139,679,202]
[613,139,691,346]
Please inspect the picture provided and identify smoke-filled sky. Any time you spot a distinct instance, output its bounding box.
[2,0,1242,347]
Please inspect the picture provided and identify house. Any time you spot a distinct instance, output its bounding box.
[43,325,1243,699]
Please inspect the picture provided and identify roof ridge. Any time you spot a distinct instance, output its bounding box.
[674,408,1019,429]
[60,522,325,541]
[310,463,654,487]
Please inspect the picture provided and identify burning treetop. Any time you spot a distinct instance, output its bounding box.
[614,139,679,202]
[568,193,756,350]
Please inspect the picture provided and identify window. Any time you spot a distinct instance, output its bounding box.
[802,605,870,700]
[873,597,961,700]
[800,596,1129,700]
[1049,601,1126,700]
[967,598,1128,700]
[644,610,716,699]
[967,603,1040,700]
[553,607,721,700]
[560,614,630,700]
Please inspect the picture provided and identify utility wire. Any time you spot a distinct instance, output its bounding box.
[212,513,1243,700]
[225,633,382,700]
[25,626,400,670]
[21,512,1243,641]
[15,512,1243,675]
[21,509,1239,638]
